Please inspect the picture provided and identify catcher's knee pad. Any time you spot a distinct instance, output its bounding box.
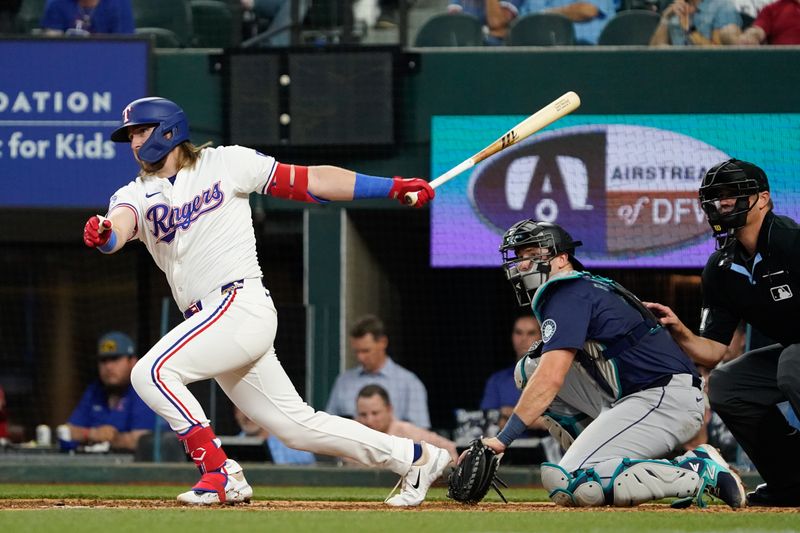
[541,463,606,507]
[610,459,700,507]
[540,412,589,452]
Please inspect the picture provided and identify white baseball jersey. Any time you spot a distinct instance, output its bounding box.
[117,144,420,479]
[107,146,277,311]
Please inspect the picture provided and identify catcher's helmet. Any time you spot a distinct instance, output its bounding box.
[699,159,769,236]
[499,220,583,306]
[110,97,190,163]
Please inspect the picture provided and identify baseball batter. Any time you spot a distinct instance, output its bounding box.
[481,219,746,508]
[82,97,452,506]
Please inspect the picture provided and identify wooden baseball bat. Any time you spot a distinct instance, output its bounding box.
[404,91,581,206]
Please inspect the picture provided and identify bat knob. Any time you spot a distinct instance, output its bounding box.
[96,215,111,233]
[403,191,419,206]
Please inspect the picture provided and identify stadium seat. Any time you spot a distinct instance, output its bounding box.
[131,0,193,47]
[135,27,181,48]
[598,10,660,45]
[507,13,575,46]
[14,0,46,34]
[191,0,234,48]
[414,13,484,47]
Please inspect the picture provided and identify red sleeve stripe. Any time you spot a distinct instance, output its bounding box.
[261,159,278,195]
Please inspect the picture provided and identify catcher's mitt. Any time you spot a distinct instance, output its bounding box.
[447,439,508,504]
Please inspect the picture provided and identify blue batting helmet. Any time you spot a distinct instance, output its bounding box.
[110,97,190,163]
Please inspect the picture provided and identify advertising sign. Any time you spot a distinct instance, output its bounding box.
[431,114,800,268]
[0,39,149,208]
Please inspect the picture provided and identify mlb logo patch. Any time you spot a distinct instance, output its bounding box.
[770,285,793,301]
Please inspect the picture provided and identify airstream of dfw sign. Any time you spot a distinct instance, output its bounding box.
[466,124,729,258]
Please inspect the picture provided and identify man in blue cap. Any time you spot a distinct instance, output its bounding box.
[61,332,157,452]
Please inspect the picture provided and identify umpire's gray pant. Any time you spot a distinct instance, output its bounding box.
[708,343,800,492]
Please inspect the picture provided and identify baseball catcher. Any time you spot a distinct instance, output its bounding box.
[477,220,746,509]
[448,438,507,504]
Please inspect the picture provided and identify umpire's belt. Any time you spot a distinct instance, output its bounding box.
[183,279,268,319]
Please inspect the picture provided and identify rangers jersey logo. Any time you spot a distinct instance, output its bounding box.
[146,181,225,243]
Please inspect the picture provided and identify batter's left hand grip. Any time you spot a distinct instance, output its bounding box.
[403,191,420,206]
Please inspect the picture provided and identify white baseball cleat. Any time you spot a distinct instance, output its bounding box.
[177,459,253,505]
[385,442,453,507]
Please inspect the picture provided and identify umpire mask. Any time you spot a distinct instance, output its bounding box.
[699,159,769,242]
[500,220,583,307]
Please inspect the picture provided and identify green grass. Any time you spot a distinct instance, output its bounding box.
[1,508,797,533]
[1,484,796,533]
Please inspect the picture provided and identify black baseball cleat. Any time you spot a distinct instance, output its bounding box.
[747,483,800,507]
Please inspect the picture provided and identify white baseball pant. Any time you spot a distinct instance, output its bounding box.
[557,373,705,479]
[130,278,414,475]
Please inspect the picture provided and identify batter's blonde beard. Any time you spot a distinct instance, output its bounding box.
[136,141,212,177]
[136,155,168,175]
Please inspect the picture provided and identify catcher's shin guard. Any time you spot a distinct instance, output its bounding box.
[541,463,605,506]
[542,459,702,507]
[610,459,700,507]
[539,412,591,452]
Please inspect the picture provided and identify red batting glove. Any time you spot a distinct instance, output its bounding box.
[83,215,112,248]
[389,177,435,208]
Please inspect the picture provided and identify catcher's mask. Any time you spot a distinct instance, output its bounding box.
[500,220,583,307]
[110,97,190,163]
[699,159,769,247]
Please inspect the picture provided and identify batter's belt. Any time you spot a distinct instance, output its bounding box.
[183,278,269,319]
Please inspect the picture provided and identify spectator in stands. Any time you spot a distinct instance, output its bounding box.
[0,385,7,440]
[325,314,431,428]
[233,405,315,465]
[242,0,309,46]
[649,0,742,45]
[0,0,21,33]
[520,0,616,45]
[481,315,541,427]
[737,0,800,44]
[730,0,772,27]
[356,385,458,461]
[0,385,24,444]
[447,0,524,45]
[41,0,134,36]
[376,0,399,28]
[61,332,156,452]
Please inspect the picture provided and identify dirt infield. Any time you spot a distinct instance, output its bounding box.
[1,499,798,512]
